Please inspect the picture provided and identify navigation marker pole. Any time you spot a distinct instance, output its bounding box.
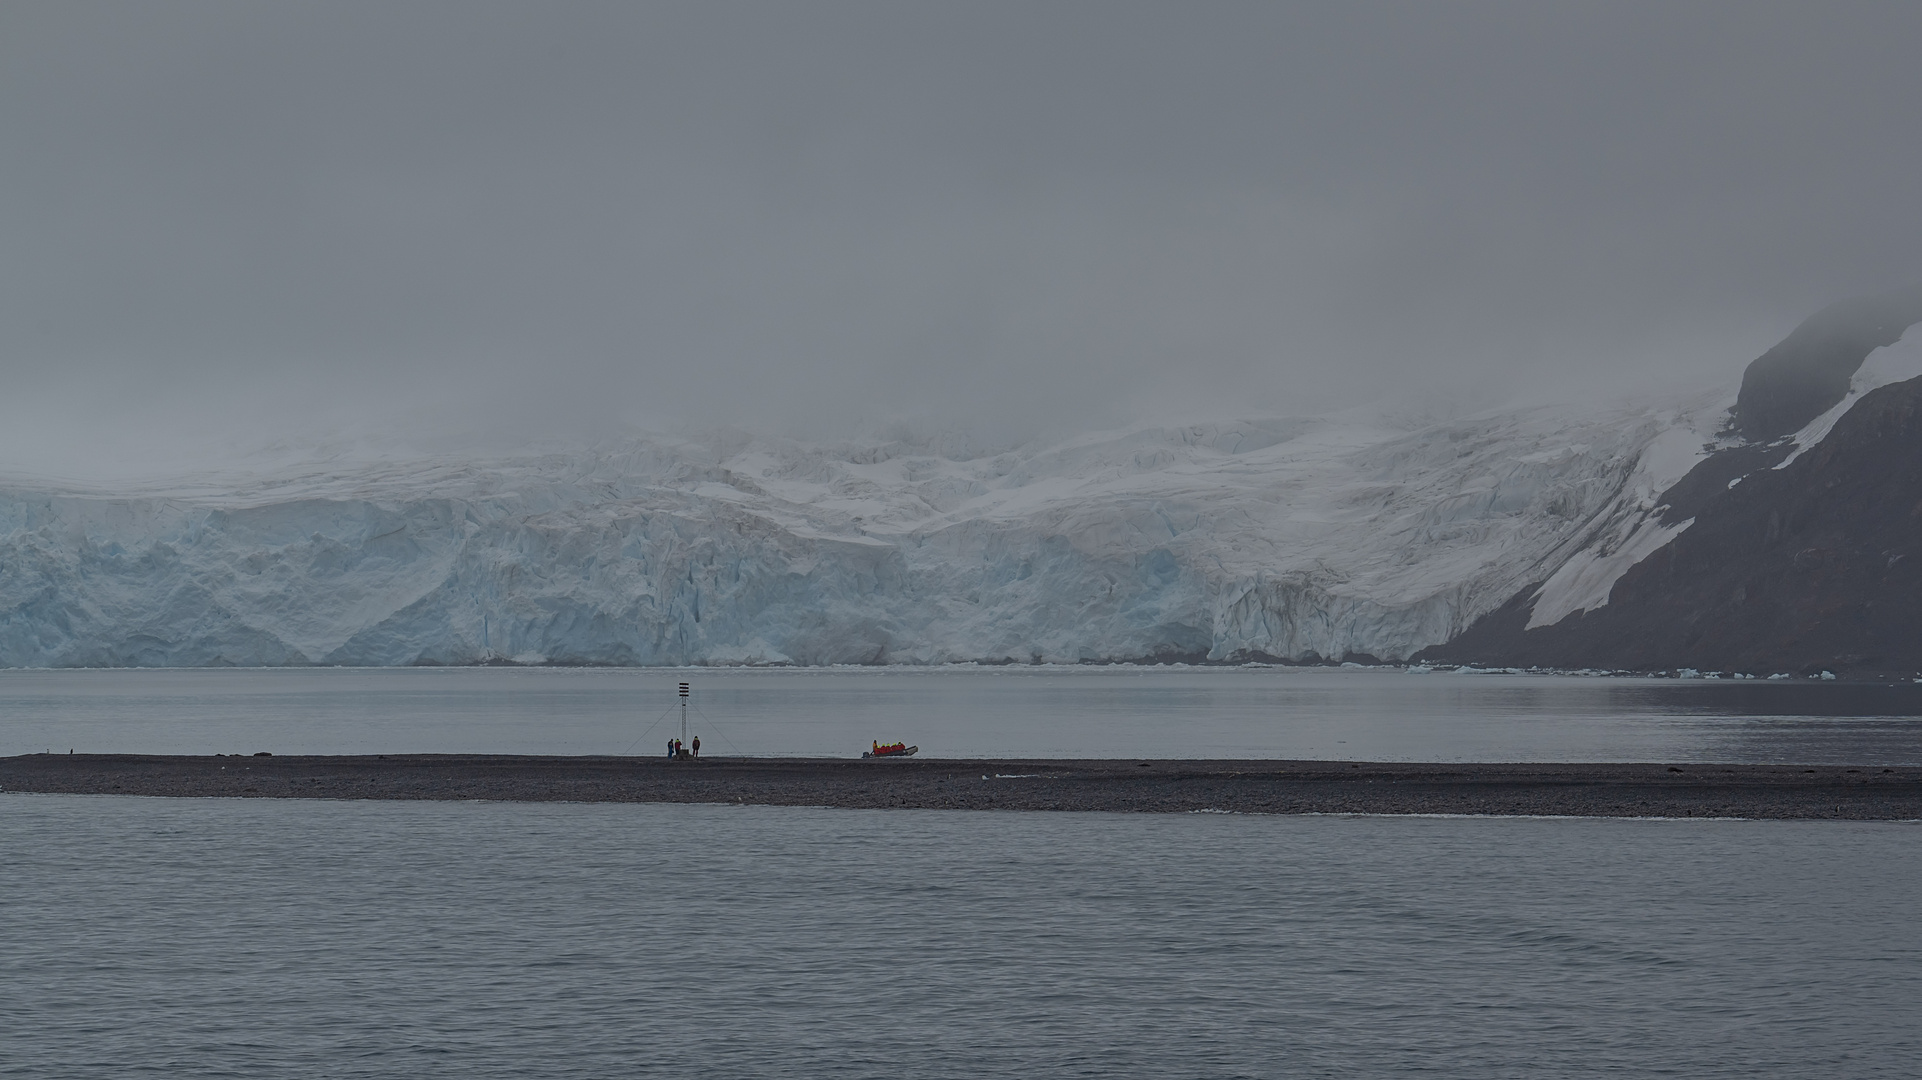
[679,681,690,751]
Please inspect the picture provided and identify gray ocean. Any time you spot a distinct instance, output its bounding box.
[6,665,1922,763]
[3,795,1918,1079]
[6,668,1922,1078]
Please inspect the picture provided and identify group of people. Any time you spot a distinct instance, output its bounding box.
[668,736,700,759]
[871,740,907,755]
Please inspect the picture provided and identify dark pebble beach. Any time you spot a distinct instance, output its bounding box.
[4,754,1920,819]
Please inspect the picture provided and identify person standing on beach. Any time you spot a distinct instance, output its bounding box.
[691,736,700,758]
[667,738,675,760]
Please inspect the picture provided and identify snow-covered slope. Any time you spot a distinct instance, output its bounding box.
[1525,326,1922,631]
[0,395,1728,667]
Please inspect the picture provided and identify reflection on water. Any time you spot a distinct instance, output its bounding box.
[1608,680,1922,717]
[2,665,1921,764]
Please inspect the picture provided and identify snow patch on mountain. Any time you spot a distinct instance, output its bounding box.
[1520,329,1922,631]
[1526,515,1696,631]
[1774,325,1922,471]
[1523,403,1726,629]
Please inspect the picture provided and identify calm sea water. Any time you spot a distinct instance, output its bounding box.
[3,666,1922,764]
[3,794,1916,1079]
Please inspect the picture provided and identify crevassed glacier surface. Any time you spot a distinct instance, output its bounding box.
[0,396,1727,667]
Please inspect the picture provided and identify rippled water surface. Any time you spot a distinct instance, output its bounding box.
[5,666,1922,763]
[4,795,1917,1078]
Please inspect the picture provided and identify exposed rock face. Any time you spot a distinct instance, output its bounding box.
[1420,290,1922,674]
[1732,286,1922,441]
[1424,375,1922,675]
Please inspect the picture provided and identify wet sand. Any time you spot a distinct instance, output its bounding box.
[4,754,1920,818]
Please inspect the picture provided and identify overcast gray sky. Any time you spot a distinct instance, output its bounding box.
[3,1,1920,474]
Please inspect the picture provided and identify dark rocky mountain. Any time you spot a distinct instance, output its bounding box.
[1423,287,1922,676]
[1732,286,1922,440]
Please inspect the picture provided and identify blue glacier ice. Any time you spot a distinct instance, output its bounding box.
[0,393,1737,667]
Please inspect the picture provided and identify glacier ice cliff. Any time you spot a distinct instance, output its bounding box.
[0,396,1731,668]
